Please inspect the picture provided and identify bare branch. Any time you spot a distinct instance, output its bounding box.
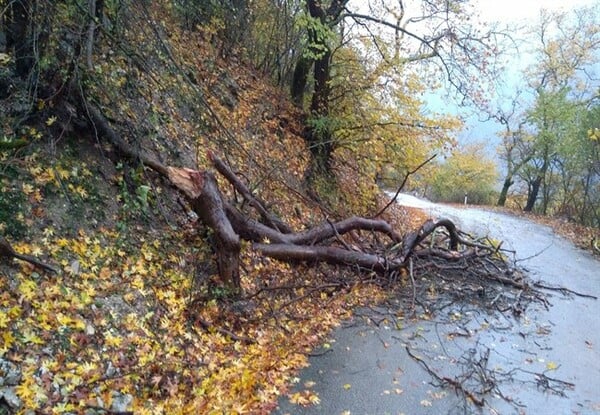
[372,154,437,218]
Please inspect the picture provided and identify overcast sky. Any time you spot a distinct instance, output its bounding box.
[451,0,599,156]
[473,0,598,23]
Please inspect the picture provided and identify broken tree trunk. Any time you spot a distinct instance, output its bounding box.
[83,101,243,290]
[167,167,241,290]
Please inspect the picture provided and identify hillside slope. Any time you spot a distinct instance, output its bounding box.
[0,3,426,414]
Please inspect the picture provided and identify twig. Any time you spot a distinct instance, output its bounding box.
[405,345,485,407]
[307,348,334,357]
[196,317,256,344]
[409,257,416,315]
[533,282,597,299]
[372,154,437,218]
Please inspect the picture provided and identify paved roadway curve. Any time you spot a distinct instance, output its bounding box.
[275,195,600,415]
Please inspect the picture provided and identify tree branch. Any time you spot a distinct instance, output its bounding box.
[372,154,437,218]
[210,153,292,234]
[0,237,59,273]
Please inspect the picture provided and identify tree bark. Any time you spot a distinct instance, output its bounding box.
[306,50,334,180]
[167,168,241,291]
[82,101,243,288]
[524,156,550,212]
[295,0,348,182]
[290,55,312,108]
[255,243,395,272]
[86,0,97,70]
[524,175,542,212]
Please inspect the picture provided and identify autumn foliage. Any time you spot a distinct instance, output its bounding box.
[3,1,597,414]
[0,2,418,413]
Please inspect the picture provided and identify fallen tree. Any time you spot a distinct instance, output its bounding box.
[80,100,516,294]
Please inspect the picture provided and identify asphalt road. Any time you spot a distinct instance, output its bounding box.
[275,195,600,415]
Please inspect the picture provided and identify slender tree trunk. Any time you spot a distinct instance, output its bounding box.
[580,173,590,224]
[306,50,334,180]
[86,0,97,70]
[540,164,554,215]
[524,154,551,213]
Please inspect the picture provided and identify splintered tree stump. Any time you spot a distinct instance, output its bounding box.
[167,167,241,291]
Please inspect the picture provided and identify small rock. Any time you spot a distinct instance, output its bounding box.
[110,392,133,412]
[0,387,22,410]
[85,322,96,336]
[105,361,116,378]
[0,358,21,386]
[70,260,80,275]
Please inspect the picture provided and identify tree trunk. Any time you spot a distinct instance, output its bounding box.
[80,98,508,297]
[524,155,551,213]
[86,0,97,70]
[497,175,514,206]
[168,168,241,292]
[297,0,348,183]
[524,175,542,212]
[11,0,34,79]
[290,55,312,108]
[305,49,334,182]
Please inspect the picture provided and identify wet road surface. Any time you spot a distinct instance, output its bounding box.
[275,195,600,415]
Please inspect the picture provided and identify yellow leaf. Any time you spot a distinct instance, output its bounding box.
[22,330,44,345]
[1,331,15,351]
[309,393,321,404]
[104,331,123,347]
[45,116,57,126]
[546,361,558,371]
[0,311,8,328]
[18,279,38,301]
[289,392,304,405]
[343,383,351,390]
[75,185,88,198]
[22,183,34,195]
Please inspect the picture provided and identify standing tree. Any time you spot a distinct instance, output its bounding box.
[520,6,599,212]
[493,93,534,206]
[289,0,506,185]
[5,0,34,79]
[522,88,578,212]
